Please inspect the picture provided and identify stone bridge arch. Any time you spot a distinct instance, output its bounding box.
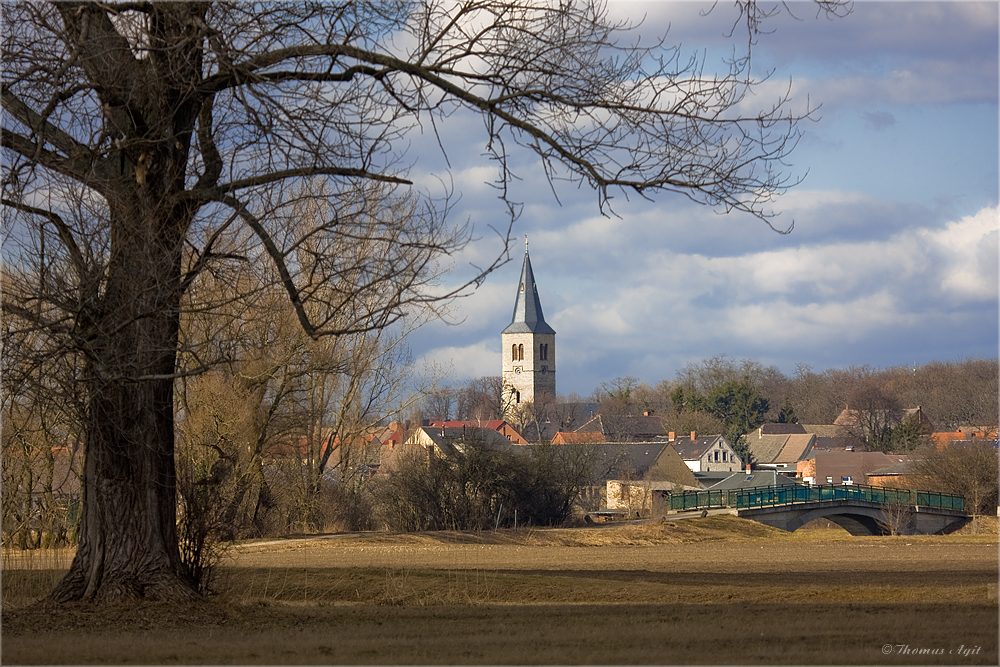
[738,499,970,536]
[783,505,889,535]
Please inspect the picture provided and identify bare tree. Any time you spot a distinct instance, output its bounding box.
[422,386,456,422]
[913,441,999,523]
[176,214,428,541]
[2,1,847,602]
[893,359,999,430]
[877,500,914,537]
[1,305,84,549]
[455,376,513,422]
[839,372,903,452]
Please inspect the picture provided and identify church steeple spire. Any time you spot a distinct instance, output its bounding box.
[503,237,555,335]
[501,238,556,414]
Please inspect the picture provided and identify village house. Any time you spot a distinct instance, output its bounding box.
[573,412,668,442]
[424,419,529,444]
[709,467,802,492]
[746,424,816,476]
[404,423,514,453]
[866,458,922,489]
[799,423,865,451]
[930,427,999,450]
[668,431,743,474]
[831,405,935,442]
[551,431,606,445]
[3,444,82,547]
[602,442,701,515]
[377,423,516,474]
[797,450,915,486]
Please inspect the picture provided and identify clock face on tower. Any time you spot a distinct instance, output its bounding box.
[540,366,547,374]
[514,367,522,374]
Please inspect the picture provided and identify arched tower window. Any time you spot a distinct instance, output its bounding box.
[517,344,524,361]
[511,344,517,361]
[540,343,548,361]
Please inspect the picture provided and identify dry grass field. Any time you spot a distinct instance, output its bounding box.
[2,515,998,665]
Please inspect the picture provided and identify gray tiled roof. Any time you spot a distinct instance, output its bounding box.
[501,248,555,335]
[581,442,669,482]
[669,436,721,461]
[868,459,916,476]
[575,414,667,441]
[758,423,807,435]
[709,469,802,491]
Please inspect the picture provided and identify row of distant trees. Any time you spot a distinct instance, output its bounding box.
[420,355,999,455]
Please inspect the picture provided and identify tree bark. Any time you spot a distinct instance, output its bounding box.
[40,2,208,602]
[50,186,197,603]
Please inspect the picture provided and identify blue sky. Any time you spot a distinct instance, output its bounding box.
[406,1,999,397]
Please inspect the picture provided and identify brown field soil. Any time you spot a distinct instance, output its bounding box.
[2,515,998,665]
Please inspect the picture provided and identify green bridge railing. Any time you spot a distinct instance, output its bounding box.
[668,483,965,512]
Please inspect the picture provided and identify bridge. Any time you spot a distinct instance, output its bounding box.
[668,484,969,535]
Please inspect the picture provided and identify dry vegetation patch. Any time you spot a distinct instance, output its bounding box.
[3,516,997,665]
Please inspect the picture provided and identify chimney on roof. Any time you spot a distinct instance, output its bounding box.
[690,431,696,441]
[644,410,653,417]
[746,462,752,475]
[668,431,675,442]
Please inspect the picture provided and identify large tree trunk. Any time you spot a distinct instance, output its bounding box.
[51,380,197,603]
[50,199,197,603]
[43,4,206,603]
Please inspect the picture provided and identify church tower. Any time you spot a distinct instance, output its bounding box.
[502,238,555,412]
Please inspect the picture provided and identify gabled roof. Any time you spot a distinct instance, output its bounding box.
[748,433,815,464]
[833,406,932,431]
[800,424,865,451]
[551,431,606,444]
[758,423,807,435]
[809,451,906,484]
[585,442,674,483]
[428,419,506,430]
[501,247,555,335]
[709,470,802,491]
[574,414,667,441]
[800,424,850,438]
[868,457,917,476]
[408,425,515,453]
[669,435,723,461]
[427,419,529,444]
[518,402,601,443]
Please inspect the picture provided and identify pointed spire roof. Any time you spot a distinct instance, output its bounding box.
[502,238,555,335]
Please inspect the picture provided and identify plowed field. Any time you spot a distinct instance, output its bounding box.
[3,516,997,664]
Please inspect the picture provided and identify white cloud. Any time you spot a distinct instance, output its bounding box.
[400,1,997,393]
[414,339,499,381]
[919,207,1000,301]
